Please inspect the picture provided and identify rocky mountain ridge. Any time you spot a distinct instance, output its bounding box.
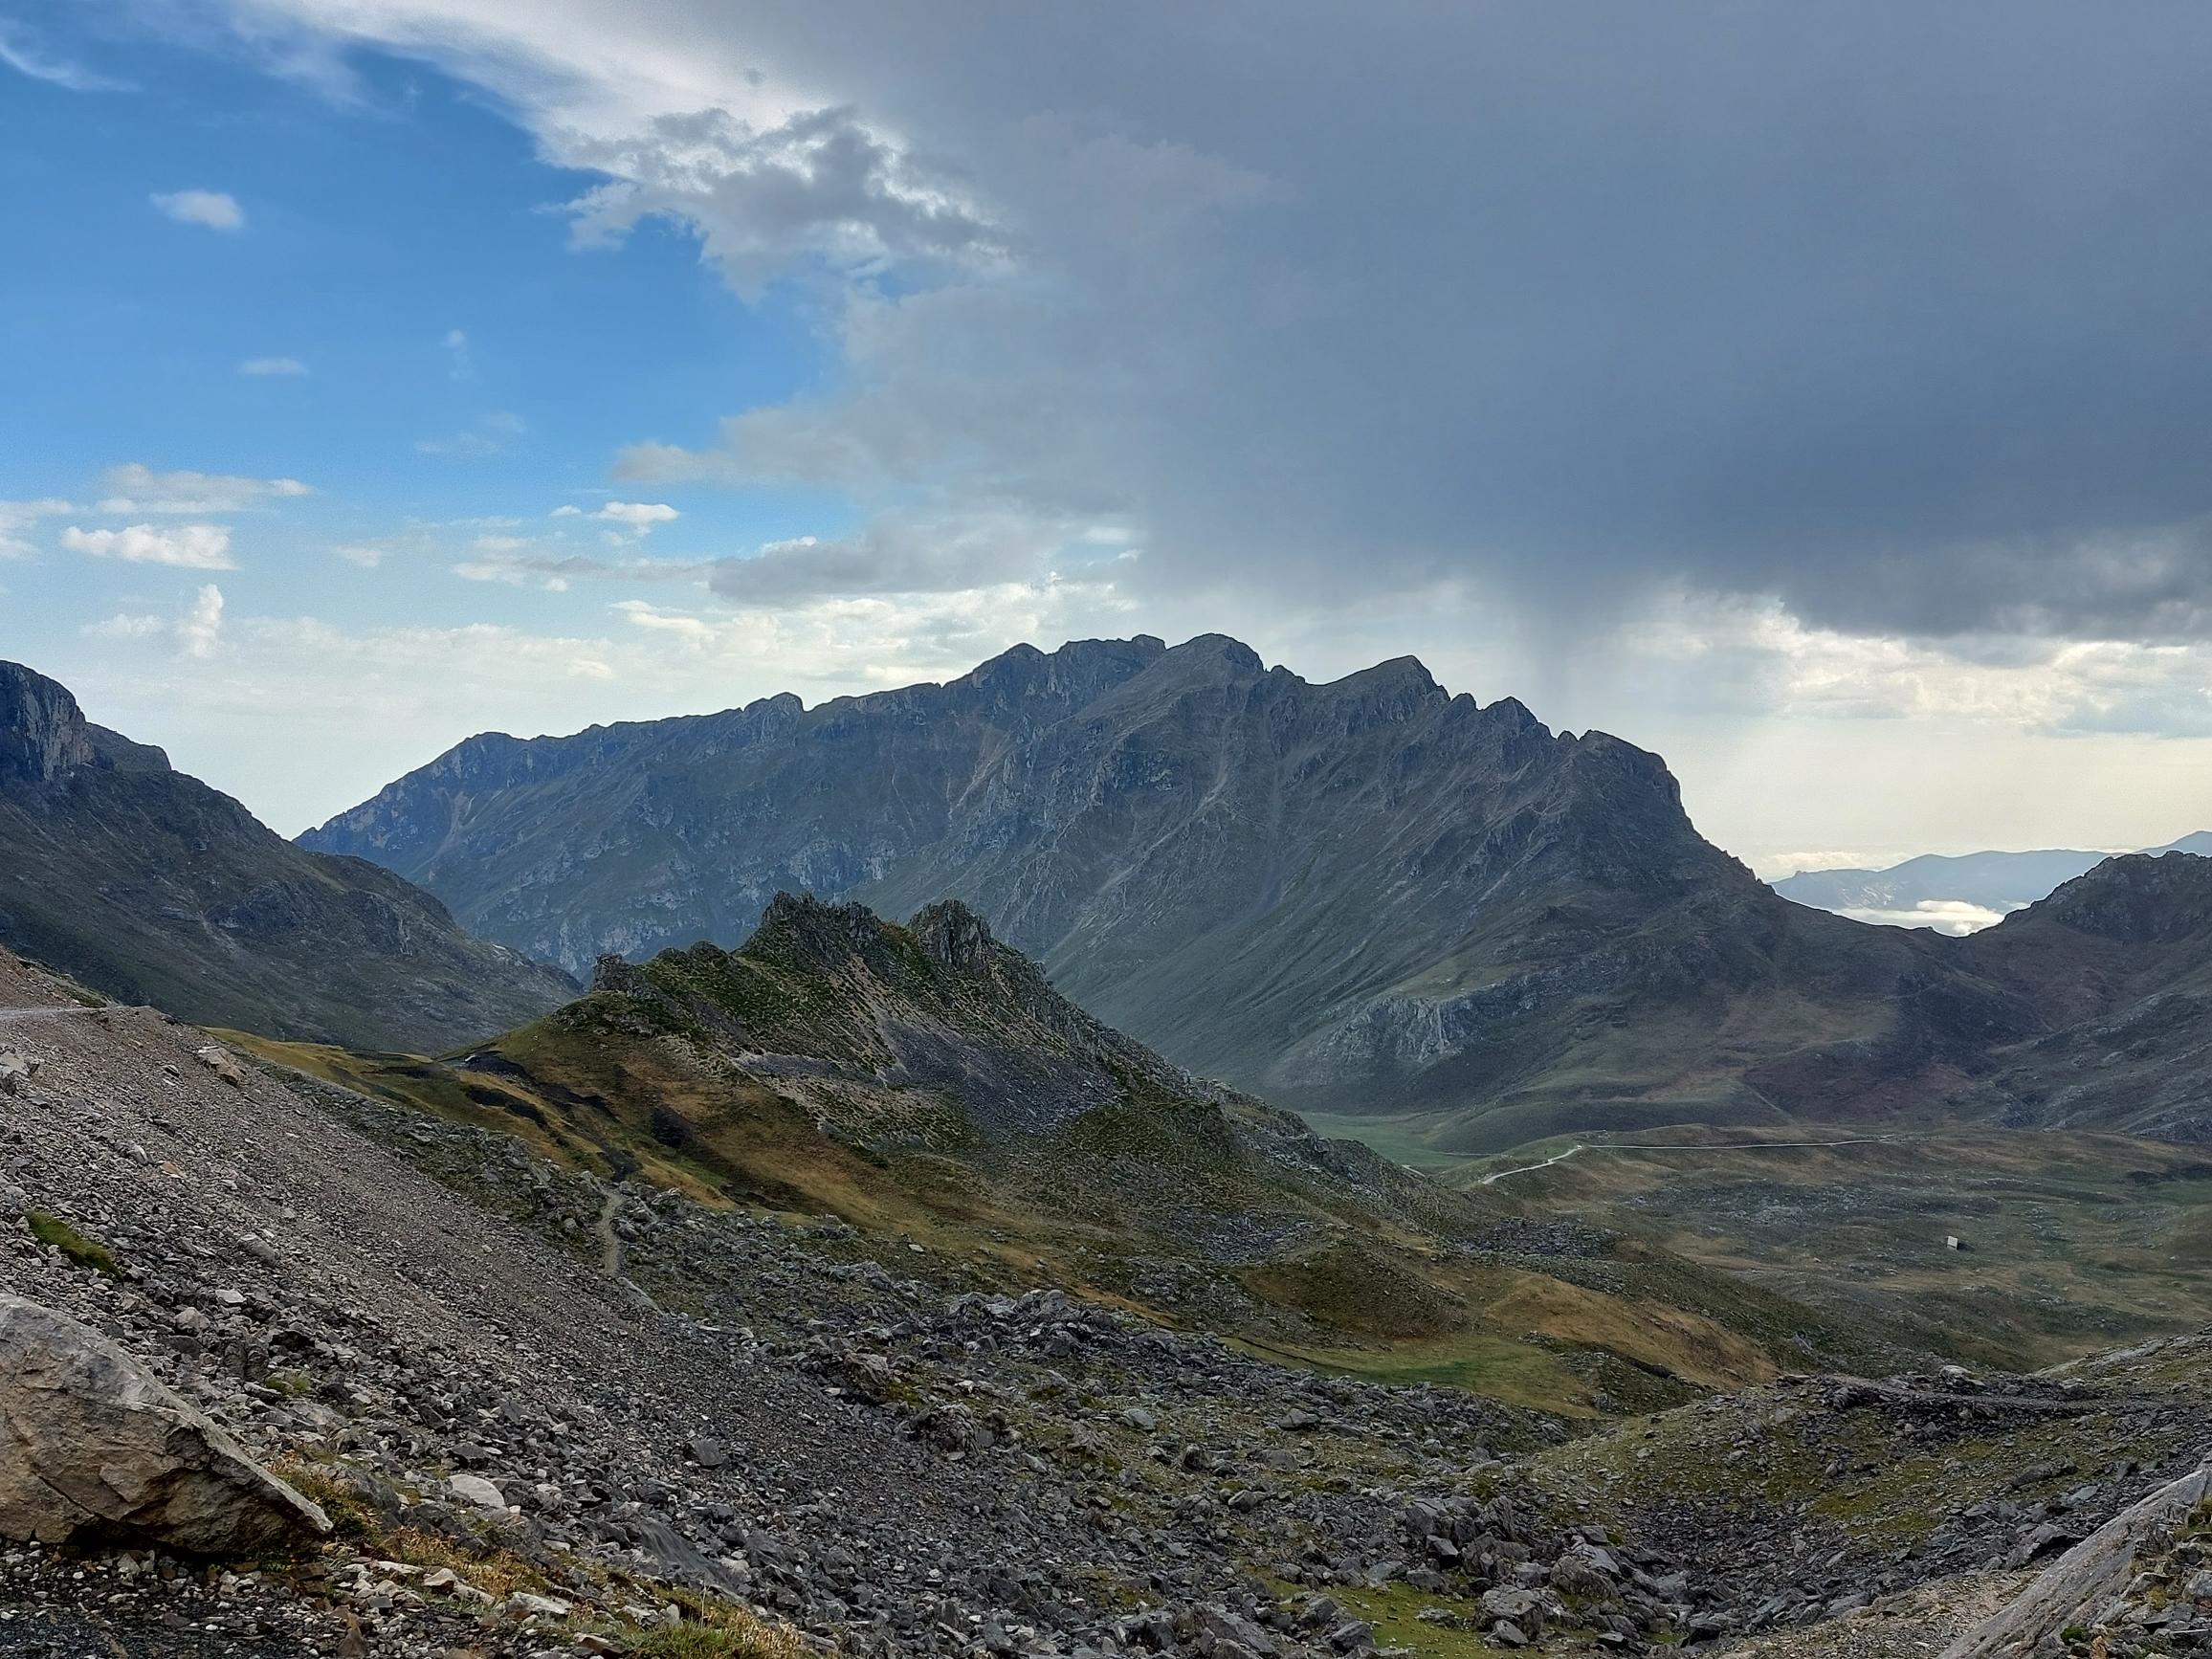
[303,634,2046,1147]
[1955,852,2212,1140]
[0,660,574,1053]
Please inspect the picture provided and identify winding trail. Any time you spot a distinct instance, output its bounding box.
[0,1006,101,1026]
[1477,1141,1591,1184]
[1476,1132,1931,1185]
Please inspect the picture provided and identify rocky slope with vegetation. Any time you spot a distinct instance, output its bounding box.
[243,892,1915,1404]
[7,940,2209,1658]
[0,660,573,1053]
[1955,852,2212,1142]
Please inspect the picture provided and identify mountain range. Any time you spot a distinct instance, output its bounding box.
[14,640,2212,1150]
[1775,831,2212,931]
[300,633,2019,1146]
[0,661,573,1052]
[299,632,2212,1150]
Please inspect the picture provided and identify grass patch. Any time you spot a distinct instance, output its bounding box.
[273,1461,378,1542]
[1314,1584,1513,1657]
[1241,1239,1467,1340]
[1239,1326,1594,1417]
[634,1618,809,1658]
[26,1210,121,1275]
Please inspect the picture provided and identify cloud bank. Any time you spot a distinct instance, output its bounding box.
[197,0,2212,649]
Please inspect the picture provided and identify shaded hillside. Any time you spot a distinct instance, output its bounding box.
[305,633,2036,1143]
[1957,852,2212,1140]
[0,661,573,1052]
[254,895,1924,1397]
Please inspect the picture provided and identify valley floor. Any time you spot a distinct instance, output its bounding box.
[1301,1117,2212,1374]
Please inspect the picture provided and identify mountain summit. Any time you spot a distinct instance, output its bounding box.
[0,661,572,1051]
[306,635,2036,1144]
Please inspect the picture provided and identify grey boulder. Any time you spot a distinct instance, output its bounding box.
[0,1291,331,1552]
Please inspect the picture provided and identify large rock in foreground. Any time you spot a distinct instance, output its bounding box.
[0,1292,330,1552]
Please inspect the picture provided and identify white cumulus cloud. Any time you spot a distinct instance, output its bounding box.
[552,500,681,538]
[151,189,244,231]
[62,522,237,569]
[82,586,231,657]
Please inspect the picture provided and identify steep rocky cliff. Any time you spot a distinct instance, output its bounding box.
[0,661,573,1051]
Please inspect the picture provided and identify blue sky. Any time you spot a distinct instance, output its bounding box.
[2,33,847,628]
[7,3,2212,864]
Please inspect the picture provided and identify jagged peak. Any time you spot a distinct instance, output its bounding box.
[909,898,998,973]
[1327,654,1440,697]
[748,892,1018,984]
[962,634,1165,681]
[1476,695,1542,734]
[1161,632,1267,675]
[753,891,888,962]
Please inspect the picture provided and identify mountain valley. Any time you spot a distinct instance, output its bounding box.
[6,642,2212,1658]
[0,662,573,1053]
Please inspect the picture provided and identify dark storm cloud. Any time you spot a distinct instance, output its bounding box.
[615,1,2212,640]
[236,0,2212,641]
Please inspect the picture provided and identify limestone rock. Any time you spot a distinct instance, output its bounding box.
[0,1291,330,1552]
[0,1049,36,1096]
[448,1472,507,1510]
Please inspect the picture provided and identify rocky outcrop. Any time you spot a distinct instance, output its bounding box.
[0,658,574,1052]
[0,1291,330,1552]
[1954,853,2212,1140]
[2021,851,2212,946]
[1940,1459,2212,1658]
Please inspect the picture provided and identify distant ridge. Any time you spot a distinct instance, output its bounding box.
[1773,833,2212,931]
[0,660,573,1051]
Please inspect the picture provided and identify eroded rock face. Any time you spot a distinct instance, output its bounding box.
[0,1291,330,1553]
[0,661,96,785]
